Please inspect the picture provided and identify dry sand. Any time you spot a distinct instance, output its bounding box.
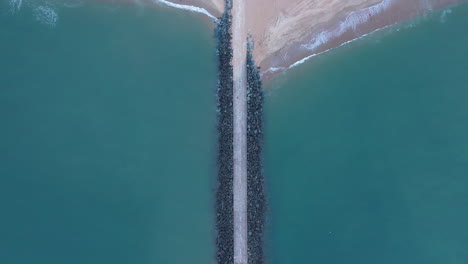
[160,0,465,80]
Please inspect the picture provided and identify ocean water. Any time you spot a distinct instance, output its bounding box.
[265,3,468,264]
[0,2,217,264]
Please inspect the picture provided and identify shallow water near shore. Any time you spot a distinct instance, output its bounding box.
[265,3,468,264]
[0,2,217,264]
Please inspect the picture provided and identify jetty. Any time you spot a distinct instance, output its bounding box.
[215,1,265,263]
[232,0,248,263]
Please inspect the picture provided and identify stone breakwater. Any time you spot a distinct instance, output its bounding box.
[215,1,265,263]
[246,40,266,264]
[214,1,234,263]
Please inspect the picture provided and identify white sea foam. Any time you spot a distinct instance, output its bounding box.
[295,24,395,69]
[303,0,394,52]
[34,6,58,26]
[261,67,286,77]
[9,0,23,13]
[267,23,395,73]
[267,67,285,73]
[440,8,452,23]
[262,0,398,74]
[155,0,218,21]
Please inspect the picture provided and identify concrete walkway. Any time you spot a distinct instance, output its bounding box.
[232,0,248,263]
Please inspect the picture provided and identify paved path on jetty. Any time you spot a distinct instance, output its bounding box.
[232,0,248,263]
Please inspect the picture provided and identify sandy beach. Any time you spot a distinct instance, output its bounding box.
[158,0,465,80]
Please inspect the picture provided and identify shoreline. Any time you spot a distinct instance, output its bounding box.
[156,0,466,81]
[259,0,465,81]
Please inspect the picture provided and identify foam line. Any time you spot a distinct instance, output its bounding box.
[261,67,285,77]
[288,24,395,69]
[285,0,445,71]
[263,0,398,74]
[304,0,394,51]
[155,0,218,21]
[262,23,395,74]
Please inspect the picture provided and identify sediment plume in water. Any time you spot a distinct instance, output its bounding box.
[246,38,266,264]
[214,0,234,263]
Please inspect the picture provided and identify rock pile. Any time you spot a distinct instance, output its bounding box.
[215,1,234,263]
[246,39,266,264]
[215,4,266,263]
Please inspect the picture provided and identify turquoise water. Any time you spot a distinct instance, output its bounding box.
[265,3,468,264]
[0,2,217,264]
[2,1,468,263]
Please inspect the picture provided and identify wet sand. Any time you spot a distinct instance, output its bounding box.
[257,0,465,80]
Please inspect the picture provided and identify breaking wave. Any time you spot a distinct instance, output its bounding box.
[275,0,450,74]
[288,24,395,70]
[262,0,398,74]
[154,0,218,21]
[303,0,394,51]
